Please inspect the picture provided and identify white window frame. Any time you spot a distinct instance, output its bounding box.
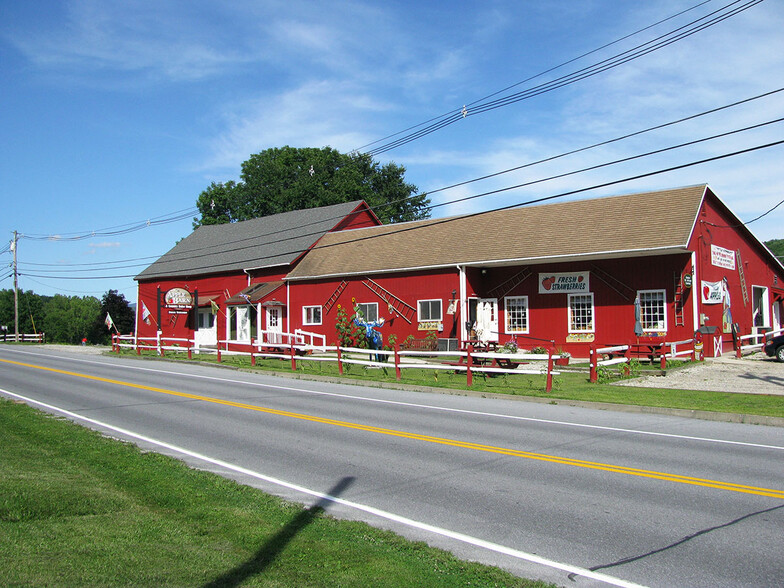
[568,293,594,333]
[302,305,323,326]
[356,302,378,323]
[637,289,667,332]
[504,296,529,334]
[417,299,443,322]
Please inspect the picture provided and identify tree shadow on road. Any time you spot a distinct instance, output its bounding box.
[203,476,355,588]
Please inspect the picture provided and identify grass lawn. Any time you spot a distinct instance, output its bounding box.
[118,349,784,419]
[0,398,554,587]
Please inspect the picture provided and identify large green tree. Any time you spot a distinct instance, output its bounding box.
[94,290,135,341]
[43,295,101,344]
[194,147,429,227]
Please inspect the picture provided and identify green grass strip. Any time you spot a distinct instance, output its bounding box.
[0,398,553,587]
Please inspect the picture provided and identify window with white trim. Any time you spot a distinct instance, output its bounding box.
[356,302,378,323]
[637,290,667,331]
[418,299,443,322]
[568,293,594,333]
[302,305,322,326]
[504,296,529,333]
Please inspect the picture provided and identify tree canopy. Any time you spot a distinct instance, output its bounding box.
[765,239,784,259]
[194,146,430,227]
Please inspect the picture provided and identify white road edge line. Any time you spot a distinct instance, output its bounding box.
[1,387,646,588]
[4,347,782,452]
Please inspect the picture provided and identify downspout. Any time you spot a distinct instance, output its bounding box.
[691,251,700,333]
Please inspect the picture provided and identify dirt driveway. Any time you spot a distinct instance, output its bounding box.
[617,352,784,395]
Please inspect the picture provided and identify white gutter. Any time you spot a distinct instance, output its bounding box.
[286,246,692,282]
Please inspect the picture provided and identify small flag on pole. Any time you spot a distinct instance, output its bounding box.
[141,302,152,325]
[105,312,116,332]
[210,300,220,315]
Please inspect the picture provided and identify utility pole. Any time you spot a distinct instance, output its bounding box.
[12,231,19,342]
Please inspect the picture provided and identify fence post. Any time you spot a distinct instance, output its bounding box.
[466,344,473,387]
[623,345,631,376]
[589,345,598,383]
[250,341,256,367]
[660,343,668,370]
[337,344,343,375]
[187,339,192,361]
[546,347,554,392]
[290,341,297,371]
[217,341,222,363]
[394,344,401,380]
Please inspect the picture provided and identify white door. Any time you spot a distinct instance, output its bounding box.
[476,298,499,343]
[266,306,282,344]
[195,308,217,347]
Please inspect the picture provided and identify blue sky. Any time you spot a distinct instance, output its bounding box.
[2,0,783,303]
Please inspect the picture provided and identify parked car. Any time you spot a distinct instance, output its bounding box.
[763,333,784,361]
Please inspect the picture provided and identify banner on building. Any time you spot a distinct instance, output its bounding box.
[538,271,590,294]
[701,280,724,304]
[711,245,736,270]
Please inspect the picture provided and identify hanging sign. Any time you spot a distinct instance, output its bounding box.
[539,271,590,294]
[711,245,736,270]
[701,280,724,304]
[164,287,194,308]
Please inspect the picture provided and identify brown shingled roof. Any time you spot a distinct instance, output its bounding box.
[287,185,708,279]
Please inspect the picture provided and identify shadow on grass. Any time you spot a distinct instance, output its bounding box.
[203,476,355,588]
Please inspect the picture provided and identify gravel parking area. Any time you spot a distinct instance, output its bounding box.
[616,352,784,395]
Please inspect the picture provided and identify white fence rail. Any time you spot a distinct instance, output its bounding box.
[113,334,559,391]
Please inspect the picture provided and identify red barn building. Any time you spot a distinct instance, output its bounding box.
[136,185,784,358]
[134,200,380,349]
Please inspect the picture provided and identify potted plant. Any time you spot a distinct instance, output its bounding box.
[556,350,571,366]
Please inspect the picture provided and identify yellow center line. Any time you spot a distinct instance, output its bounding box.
[4,357,783,499]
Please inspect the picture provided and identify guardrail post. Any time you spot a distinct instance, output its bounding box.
[394,344,401,380]
[589,345,598,383]
[466,344,473,387]
[546,347,554,392]
[337,344,343,375]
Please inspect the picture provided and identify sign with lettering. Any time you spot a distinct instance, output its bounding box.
[711,245,736,270]
[164,287,193,308]
[538,271,590,294]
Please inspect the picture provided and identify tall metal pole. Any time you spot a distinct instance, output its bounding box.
[12,230,19,342]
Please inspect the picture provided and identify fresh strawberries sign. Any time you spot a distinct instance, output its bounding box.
[538,272,590,294]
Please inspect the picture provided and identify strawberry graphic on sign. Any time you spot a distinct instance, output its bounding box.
[542,276,556,291]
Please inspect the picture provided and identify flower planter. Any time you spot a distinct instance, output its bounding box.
[555,356,570,366]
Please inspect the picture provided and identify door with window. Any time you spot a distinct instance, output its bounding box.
[195,308,217,347]
[266,306,283,345]
[470,298,498,343]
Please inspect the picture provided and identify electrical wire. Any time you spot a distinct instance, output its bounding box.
[364,0,763,156]
[20,136,784,281]
[355,0,717,154]
[21,94,784,276]
[21,206,198,241]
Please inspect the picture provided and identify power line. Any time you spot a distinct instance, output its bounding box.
[22,136,784,281]
[21,206,197,241]
[22,89,784,276]
[365,0,763,156]
[355,0,717,154]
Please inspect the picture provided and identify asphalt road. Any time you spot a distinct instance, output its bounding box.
[1,346,782,588]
